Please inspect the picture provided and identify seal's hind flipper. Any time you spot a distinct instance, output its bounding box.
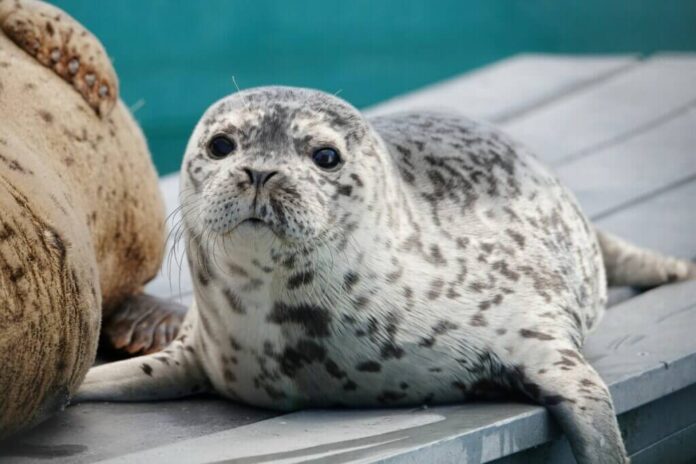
[597,229,696,287]
[102,294,188,356]
[73,335,208,403]
[0,0,118,115]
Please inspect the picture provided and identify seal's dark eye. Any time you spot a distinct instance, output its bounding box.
[312,147,341,170]
[208,135,236,159]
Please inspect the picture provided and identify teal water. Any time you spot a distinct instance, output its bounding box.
[53,1,696,175]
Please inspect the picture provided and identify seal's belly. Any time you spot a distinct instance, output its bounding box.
[200,309,508,410]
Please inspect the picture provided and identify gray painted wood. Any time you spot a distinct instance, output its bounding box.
[631,422,696,464]
[491,382,696,464]
[10,54,694,464]
[503,55,696,165]
[556,103,696,219]
[596,177,696,259]
[364,54,637,122]
[0,399,277,464]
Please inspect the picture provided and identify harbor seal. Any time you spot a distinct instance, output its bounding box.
[77,86,696,463]
[0,0,185,437]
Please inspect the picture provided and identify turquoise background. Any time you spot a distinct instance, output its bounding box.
[53,1,696,175]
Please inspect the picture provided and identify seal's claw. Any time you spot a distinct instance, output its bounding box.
[102,294,187,356]
[0,0,119,116]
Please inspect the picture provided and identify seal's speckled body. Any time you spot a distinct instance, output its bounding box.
[78,87,696,464]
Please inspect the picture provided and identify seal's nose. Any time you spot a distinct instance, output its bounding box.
[242,168,278,188]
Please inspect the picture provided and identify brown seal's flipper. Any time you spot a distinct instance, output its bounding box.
[0,0,118,116]
[74,320,208,403]
[102,294,188,356]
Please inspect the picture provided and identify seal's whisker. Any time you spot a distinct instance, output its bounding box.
[231,75,251,111]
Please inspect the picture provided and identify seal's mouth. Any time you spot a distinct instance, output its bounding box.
[238,217,267,228]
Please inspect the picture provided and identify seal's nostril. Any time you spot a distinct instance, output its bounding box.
[262,171,278,186]
[242,167,255,184]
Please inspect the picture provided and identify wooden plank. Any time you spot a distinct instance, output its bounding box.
[631,422,696,464]
[365,54,637,122]
[555,102,696,219]
[503,55,696,165]
[595,177,696,259]
[491,383,696,464]
[0,399,277,464]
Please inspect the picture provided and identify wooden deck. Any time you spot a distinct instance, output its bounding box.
[3,53,696,463]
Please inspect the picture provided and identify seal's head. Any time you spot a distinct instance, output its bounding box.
[181,86,386,247]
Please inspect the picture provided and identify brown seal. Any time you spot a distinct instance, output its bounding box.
[0,0,184,437]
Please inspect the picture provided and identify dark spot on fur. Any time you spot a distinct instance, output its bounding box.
[223,368,237,382]
[229,336,243,351]
[38,110,54,123]
[519,329,554,340]
[418,336,435,348]
[287,270,314,290]
[343,380,357,391]
[377,390,407,404]
[268,303,331,338]
[471,314,488,326]
[427,278,445,300]
[580,378,597,387]
[141,364,153,376]
[324,359,346,379]
[337,185,353,196]
[343,271,359,291]
[277,339,326,377]
[222,289,246,314]
[356,361,381,372]
[506,229,526,248]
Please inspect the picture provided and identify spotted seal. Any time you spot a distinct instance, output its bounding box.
[77,86,696,463]
[0,0,185,436]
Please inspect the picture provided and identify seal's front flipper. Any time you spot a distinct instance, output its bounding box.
[73,337,208,403]
[510,346,628,464]
[102,294,188,356]
[0,0,118,115]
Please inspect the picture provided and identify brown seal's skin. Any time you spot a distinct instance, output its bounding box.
[0,0,173,436]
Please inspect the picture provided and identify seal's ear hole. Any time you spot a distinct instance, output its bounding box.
[312,147,342,170]
[208,135,236,159]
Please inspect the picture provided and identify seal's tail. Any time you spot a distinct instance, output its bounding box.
[596,229,696,287]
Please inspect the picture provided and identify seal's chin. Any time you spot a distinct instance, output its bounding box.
[223,216,279,241]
